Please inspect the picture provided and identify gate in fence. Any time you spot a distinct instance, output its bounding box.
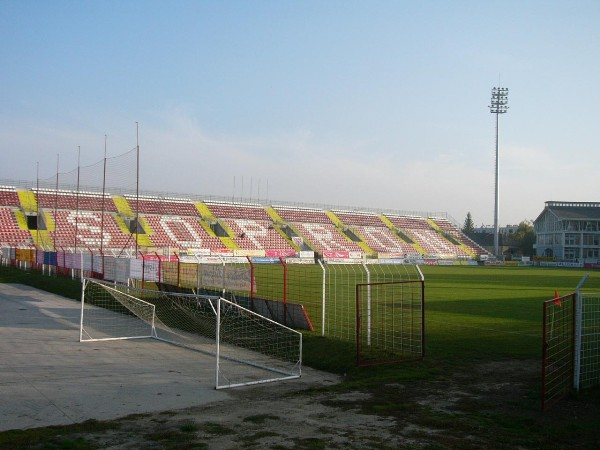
[541,274,600,411]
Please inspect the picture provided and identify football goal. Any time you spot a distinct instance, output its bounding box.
[79,279,302,389]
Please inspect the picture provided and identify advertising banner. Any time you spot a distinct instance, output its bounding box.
[115,257,130,283]
[234,249,265,257]
[265,249,296,257]
[323,251,349,259]
[103,256,116,281]
[201,264,251,291]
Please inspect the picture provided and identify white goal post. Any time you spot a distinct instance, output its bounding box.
[79,278,302,389]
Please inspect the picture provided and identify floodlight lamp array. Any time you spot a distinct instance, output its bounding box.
[489,87,509,114]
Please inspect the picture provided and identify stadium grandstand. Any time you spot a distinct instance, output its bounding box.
[0,181,491,261]
[534,201,600,263]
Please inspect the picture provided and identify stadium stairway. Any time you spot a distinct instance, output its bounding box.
[114,214,146,250]
[427,218,475,258]
[378,214,396,230]
[17,190,37,213]
[285,223,318,252]
[194,202,238,249]
[113,196,134,218]
[326,211,374,254]
[134,216,155,248]
[114,215,132,235]
[219,235,238,250]
[14,209,29,231]
[13,208,54,250]
[398,229,427,255]
[263,207,303,250]
[194,202,216,221]
[345,228,377,256]
[264,206,284,223]
[325,210,342,227]
[30,229,53,250]
[376,215,424,254]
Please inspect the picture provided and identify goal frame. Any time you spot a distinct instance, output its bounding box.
[79,278,302,389]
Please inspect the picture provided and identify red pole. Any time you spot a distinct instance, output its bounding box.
[541,300,548,411]
[356,283,361,367]
[155,252,161,286]
[89,247,94,277]
[280,256,287,326]
[100,248,105,281]
[421,279,426,360]
[175,252,180,287]
[246,256,255,310]
[60,246,66,277]
[139,251,146,290]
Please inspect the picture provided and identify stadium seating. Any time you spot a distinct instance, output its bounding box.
[125,195,199,216]
[331,210,419,255]
[223,218,294,251]
[331,210,385,227]
[205,201,272,221]
[0,207,31,246]
[275,206,332,224]
[386,215,469,258]
[293,221,363,253]
[273,206,365,253]
[51,210,136,251]
[0,187,20,207]
[0,185,490,258]
[432,217,490,257]
[142,214,223,250]
[353,225,419,255]
[35,190,117,212]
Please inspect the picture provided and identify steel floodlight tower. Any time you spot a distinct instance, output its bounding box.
[489,87,509,258]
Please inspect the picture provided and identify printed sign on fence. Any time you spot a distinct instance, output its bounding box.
[143,260,160,282]
[234,249,265,257]
[103,257,116,281]
[115,258,130,283]
[130,259,143,280]
[186,248,211,256]
[323,251,349,259]
[201,264,251,291]
[265,249,296,257]
[82,254,93,271]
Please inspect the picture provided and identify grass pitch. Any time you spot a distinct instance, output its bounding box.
[1,264,600,449]
[422,265,599,361]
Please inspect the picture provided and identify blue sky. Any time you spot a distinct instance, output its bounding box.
[1,1,599,226]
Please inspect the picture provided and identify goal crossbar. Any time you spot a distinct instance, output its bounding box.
[80,278,302,389]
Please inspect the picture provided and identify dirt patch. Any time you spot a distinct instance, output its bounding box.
[78,381,406,449]
[10,359,600,449]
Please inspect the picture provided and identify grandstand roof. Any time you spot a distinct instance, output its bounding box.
[536,201,600,222]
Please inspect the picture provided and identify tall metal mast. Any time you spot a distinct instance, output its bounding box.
[489,87,509,258]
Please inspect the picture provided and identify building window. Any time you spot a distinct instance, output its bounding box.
[565,234,580,245]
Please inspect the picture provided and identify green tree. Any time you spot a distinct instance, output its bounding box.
[513,221,536,257]
[462,212,475,238]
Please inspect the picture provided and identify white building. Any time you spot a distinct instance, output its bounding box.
[534,201,600,262]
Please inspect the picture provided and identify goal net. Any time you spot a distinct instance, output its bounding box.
[80,279,302,389]
[356,278,425,367]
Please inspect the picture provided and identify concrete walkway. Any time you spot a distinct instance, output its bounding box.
[0,283,231,431]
